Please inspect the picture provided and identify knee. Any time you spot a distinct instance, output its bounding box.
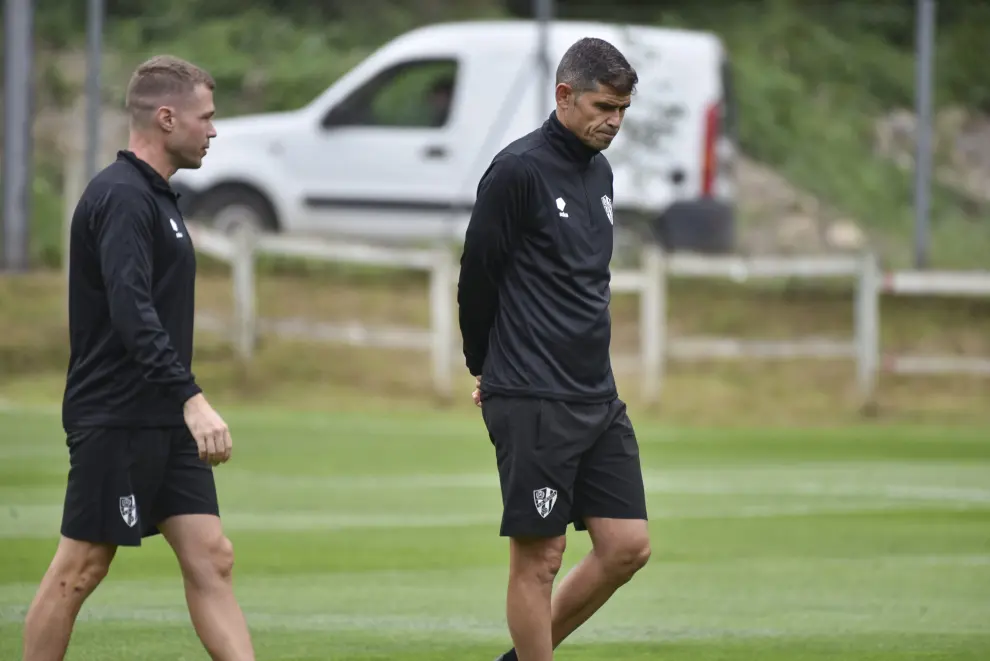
[600,536,651,582]
[539,541,566,582]
[52,540,114,598]
[213,535,235,579]
[512,536,566,585]
[183,534,235,586]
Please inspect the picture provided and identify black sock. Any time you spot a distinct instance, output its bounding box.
[501,649,518,661]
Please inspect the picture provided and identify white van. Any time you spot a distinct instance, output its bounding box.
[171,19,736,252]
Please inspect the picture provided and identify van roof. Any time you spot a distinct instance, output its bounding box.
[390,19,723,54]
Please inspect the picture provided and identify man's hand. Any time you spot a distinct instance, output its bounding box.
[472,375,482,407]
[183,393,232,465]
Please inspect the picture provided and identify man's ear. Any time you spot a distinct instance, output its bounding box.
[155,106,175,133]
[554,82,573,110]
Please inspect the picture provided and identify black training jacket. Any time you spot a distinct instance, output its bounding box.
[62,150,202,431]
[457,111,618,403]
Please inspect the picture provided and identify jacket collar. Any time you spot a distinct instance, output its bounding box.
[541,111,599,165]
[117,150,178,198]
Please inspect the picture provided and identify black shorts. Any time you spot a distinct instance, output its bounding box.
[60,426,219,547]
[481,395,648,538]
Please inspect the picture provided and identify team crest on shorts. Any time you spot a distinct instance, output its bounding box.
[533,487,558,519]
[600,194,613,224]
[119,494,137,528]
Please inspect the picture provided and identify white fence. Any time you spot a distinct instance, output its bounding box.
[610,251,881,406]
[187,223,990,408]
[878,270,990,377]
[188,223,458,399]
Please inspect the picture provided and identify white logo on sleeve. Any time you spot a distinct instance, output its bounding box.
[169,218,184,238]
[601,195,613,224]
[533,487,558,518]
[119,494,137,527]
[555,197,568,218]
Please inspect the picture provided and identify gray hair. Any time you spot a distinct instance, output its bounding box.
[555,37,638,96]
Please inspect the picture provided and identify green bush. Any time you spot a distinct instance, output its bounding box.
[662,1,989,267]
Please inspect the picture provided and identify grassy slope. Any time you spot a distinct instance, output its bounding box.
[1,407,988,659]
[702,10,989,268]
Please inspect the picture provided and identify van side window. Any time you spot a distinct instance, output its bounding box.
[322,59,458,129]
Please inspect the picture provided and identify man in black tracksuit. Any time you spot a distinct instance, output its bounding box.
[23,56,255,661]
[457,38,651,661]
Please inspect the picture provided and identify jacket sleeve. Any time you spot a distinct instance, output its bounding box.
[94,185,203,405]
[457,153,530,376]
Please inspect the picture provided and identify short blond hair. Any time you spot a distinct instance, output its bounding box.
[125,55,215,124]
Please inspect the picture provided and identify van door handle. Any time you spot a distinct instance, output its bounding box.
[423,145,447,159]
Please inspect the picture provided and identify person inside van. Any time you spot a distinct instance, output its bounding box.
[426,76,454,127]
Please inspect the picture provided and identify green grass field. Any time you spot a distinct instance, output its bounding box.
[1,406,989,660]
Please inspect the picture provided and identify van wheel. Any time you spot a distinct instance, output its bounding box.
[196,186,278,236]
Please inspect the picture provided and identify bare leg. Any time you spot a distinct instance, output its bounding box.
[549,518,650,647]
[22,537,116,661]
[506,536,566,661]
[159,514,254,661]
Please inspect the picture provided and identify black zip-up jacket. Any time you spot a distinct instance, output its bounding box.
[62,150,202,431]
[457,111,618,402]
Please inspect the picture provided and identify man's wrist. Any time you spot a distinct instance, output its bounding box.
[182,392,206,412]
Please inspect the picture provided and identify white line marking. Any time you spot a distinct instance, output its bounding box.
[1,499,985,539]
[214,467,990,504]
[5,604,984,641]
[0,597,985,640]
[0,402,59,415]
[0,445,66,459]
[0,557,986,641]
[0,400,988,445]
[0,603,798,642]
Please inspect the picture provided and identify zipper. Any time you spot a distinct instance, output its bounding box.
[580,169,596,232]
